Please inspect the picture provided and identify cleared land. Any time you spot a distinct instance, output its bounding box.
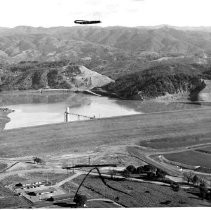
[0,108,211,158]
[164,151,211,168]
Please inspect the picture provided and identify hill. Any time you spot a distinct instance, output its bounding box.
[93,63,208,100]
[1,26,211,79]
[0,61,113,91]
[1,26,211,98]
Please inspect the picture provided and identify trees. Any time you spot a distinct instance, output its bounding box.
[199,180,207,200]
[33,157,44,165]
[126,165,136,174]
[136,166,144,174]
[156,168,167,178]
[192,175,200,186]
[74,194,87,207]
[122,169,130,178]
[170,182,180,192]
[183,172,194,184]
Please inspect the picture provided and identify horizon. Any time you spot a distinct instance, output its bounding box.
[1,24,211,29]
[0,0,211,28]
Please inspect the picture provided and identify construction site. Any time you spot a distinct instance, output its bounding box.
[1,105,211,208]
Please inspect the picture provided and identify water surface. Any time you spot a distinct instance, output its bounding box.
[4,93,140,129]
[1,91,206,130]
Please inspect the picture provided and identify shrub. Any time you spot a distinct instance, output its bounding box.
[74,194,87,207]
[126,165,136,174]
[122,169,130,178]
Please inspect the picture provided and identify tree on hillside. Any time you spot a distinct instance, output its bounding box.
[183,172,194,184]
[156,168,167,178]
[199,179,208,200]
[122,169,130,178]
[126,165,136,174]
[33,157,45,165]
[74,194,87,207]
[136,166,144,174]
[192,175,200,186]
[170,182,180,192]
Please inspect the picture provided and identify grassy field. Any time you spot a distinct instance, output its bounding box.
[0,163,7,171]
[0,175,27,186]
[67,175,211,207]
[0,184,31,208]
[139,135,211,149]
[164,151,211,168]
[196,146,211,154]
[0,108,211,158]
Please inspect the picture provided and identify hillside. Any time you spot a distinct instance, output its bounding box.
[1,26,211,98]
[1,26,211,79]
[93,63,208,100]
[0,61,113,91]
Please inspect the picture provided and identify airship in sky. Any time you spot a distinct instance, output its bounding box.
[74,20,101,24]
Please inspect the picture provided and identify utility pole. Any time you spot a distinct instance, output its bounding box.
[64,107,70,122]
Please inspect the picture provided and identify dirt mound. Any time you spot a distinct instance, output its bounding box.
[63,65,114,90]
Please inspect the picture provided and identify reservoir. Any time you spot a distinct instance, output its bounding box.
[3,92,140,129]
[0,91,206,130]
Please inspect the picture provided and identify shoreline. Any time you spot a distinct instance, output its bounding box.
[0,86,209,132]
[0,108,13,131]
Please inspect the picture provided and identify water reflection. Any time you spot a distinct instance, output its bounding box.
[4,93,140,129]
[1,91,208,130]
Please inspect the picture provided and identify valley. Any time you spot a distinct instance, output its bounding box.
[1,25,211,208]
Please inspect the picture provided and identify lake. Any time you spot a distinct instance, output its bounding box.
[0,91,206,130]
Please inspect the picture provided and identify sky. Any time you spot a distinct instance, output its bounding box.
[0,0,211,28]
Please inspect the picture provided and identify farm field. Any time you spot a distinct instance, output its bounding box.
[195,146,211,154]
[0,108,211,158]
[164,150,211,168]
[64,175,211,207]
[139,135,211,149]
[0,184,31,208]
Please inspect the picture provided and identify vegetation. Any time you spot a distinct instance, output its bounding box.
[99,63,206,100]
[0,163,7,171]
[164,150,211,168]
[32,157,45,165]
[71,175,209,207]
[0,184,31,208]
[139,134,211,150]
[74,194,87,207]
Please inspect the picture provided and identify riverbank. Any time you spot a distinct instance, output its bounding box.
[0,108,13,131]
